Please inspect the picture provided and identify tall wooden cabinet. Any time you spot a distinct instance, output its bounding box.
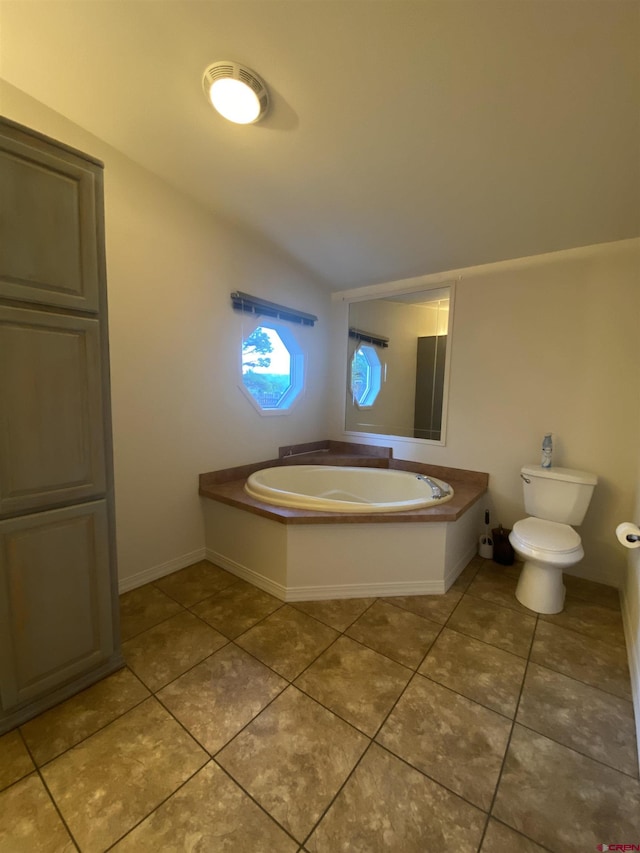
[0,117,122,734]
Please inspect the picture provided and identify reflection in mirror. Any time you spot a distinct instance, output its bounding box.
[345,286,451,443]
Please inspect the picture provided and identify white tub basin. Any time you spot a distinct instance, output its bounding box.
[244,465,454,512]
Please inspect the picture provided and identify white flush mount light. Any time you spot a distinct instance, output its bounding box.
[202,61,269,124]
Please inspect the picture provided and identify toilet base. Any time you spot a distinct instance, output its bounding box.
[515,561,566,614]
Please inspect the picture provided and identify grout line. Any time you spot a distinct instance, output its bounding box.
[371,739,493,820]
[512,717,640,781]
[20,668,152,769]
[475,613,539,852]
[483,816,557,853]
[103,760,211,851]
[525,655,634,702]
[211,759,302,848]
[415,669,518,723]
[536,613,628,652]
[18,725,83,853]
[299,740,375,849]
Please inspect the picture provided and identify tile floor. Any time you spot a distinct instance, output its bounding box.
[1,556,639,852]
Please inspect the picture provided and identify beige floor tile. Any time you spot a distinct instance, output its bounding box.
[530,619,632,700]
[295,635,412,736]
[291,597,375,631]
[217,686,368,842]
[466,565,531,614]
[158,644,287,754]
[191,580,282,638]
[112,761,298,852]
[123,610,228,691]
[563,573,621,610]
[480,819,548,852]
[119,583,183,640]
[496,561,523,581]
[0,730,35,791]
[21,667,149,765]
[540,597,626,648]
[451,558,482,591]
[306,743,485,853]
[377,674,512,810]
[346,600,441,668]
[154,560,238,607]
[419,627,526,717]
[41,697,208,853]
[6,566,634,851]
[387,588,463,624]
[447,595,536,658]
[516,662,638,776]
[0,774,75,852]
[493,725,640,853]
[235,605,338,680]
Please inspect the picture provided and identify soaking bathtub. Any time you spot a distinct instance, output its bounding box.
[199,447,487,602]
[244,465,454,512]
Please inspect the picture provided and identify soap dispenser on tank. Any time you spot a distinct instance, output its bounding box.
[541,433,553,468]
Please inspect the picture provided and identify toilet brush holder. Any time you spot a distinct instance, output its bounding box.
[479,509,493,558]
[479,533,493,559]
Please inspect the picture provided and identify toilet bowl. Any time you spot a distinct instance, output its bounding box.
[509,465,597,615]
[509,518,583,614]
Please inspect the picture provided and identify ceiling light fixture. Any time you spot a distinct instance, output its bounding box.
[202,61,269,125]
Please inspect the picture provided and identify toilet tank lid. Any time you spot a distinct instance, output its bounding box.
[522,465,598,486]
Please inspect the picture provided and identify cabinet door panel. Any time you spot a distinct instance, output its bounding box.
[0,501,115,709]
[0,133,100,312]
[0,305,106,515]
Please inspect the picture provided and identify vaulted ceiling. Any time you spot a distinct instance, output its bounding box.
[1,1,638,289]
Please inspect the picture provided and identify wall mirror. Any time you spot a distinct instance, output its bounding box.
[344,284,453,444]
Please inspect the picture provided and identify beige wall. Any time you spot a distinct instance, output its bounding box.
[332,239,640,587]
[2,82,332,589]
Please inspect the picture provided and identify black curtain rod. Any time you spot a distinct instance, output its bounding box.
[349,327,389,348]
[231,291,318,326]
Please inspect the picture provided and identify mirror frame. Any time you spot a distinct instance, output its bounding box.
[334,276,456,447]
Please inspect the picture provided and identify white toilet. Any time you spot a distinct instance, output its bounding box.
[509,465,597,614]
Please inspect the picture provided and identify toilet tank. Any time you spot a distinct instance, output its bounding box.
[521,465,597,526]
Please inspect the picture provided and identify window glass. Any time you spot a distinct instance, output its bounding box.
[241,323,303,411]
[350,344,381,407]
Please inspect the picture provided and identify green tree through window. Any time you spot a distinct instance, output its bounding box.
[242,325,297,409]
[242,327,273,370]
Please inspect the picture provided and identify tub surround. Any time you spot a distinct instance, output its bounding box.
[200,443,488,601]
[199,441,488,525]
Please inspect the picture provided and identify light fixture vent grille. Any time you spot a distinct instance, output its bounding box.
[238,68,262,95]
[204,63,235,84]
[202,61,270,123]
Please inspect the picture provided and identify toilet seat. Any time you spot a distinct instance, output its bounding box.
[510,517,583,565]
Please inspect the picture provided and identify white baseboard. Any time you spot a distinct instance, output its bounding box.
[620,587,640,773]
[444,542,479,590]
[205,547,446,601]
[205,548,288,599]
[283,579,446,601]
[118,547,207,593]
